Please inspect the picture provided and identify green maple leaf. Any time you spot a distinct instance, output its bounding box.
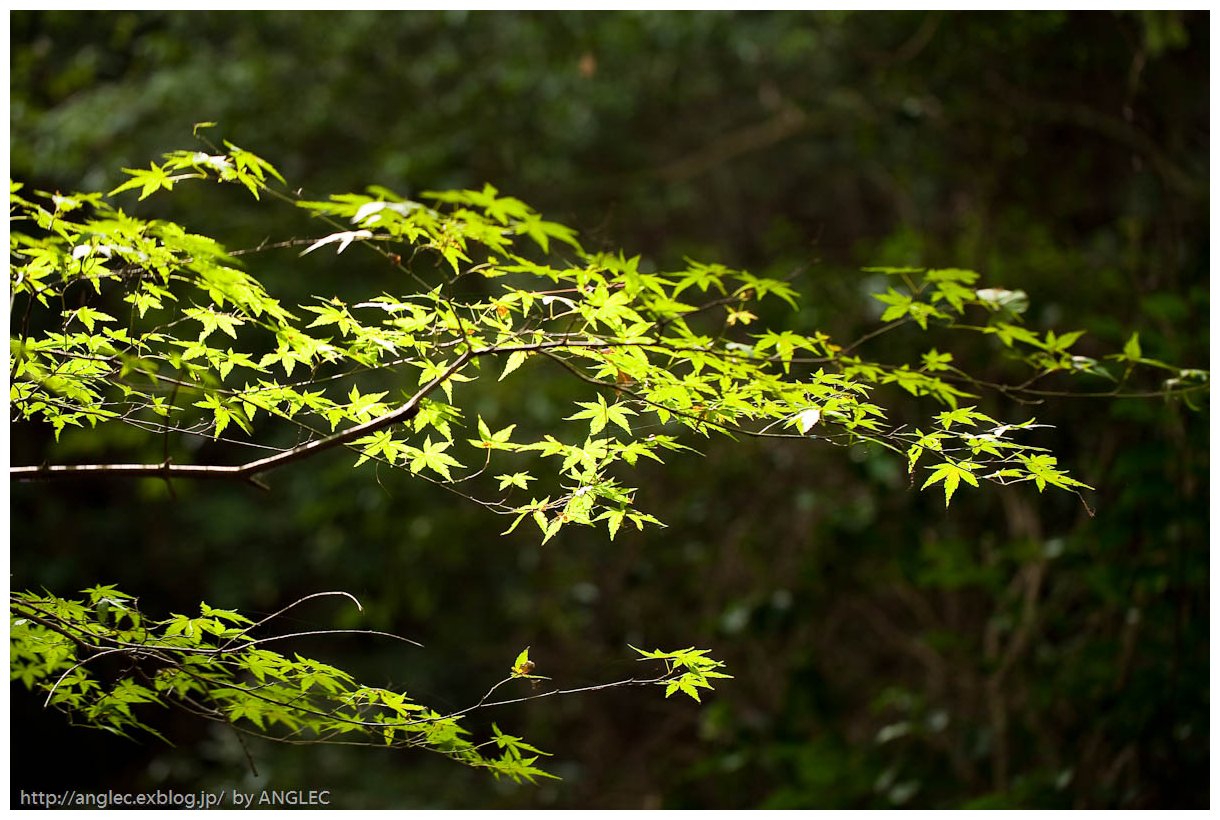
[409,437,462,480]
[1019,453,1092,492]
[469,416,517,450]
[934,405,996,430]
[565,393,636,436]
[921,460,980,507]
[495,472,534,491]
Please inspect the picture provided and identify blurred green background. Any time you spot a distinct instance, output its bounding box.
[10,10,1209,809]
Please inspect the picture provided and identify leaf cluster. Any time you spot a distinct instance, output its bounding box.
[11,587,538,773]
[12,141,1195,537]
[8,138,1208,780]
[10,585,729,783]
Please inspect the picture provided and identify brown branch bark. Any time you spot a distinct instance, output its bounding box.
[10,330,845,488]
[11,350,473,487]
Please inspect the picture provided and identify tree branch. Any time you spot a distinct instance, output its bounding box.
[11,350,474,487]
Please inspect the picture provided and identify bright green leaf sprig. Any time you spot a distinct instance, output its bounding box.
[631,646,734,703]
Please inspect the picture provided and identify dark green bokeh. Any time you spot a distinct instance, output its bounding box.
[10,11,1208,808]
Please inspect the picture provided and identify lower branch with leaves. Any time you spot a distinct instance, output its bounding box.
[11,586,728,783]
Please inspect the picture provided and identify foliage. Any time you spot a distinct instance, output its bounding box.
[9,137,1205,785]
[11,584,722,783]
[14,140,1192,520]
[632,646,733,703]
[10,12,1209,809]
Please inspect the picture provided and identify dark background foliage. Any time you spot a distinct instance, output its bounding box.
[10,10,1208,808]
